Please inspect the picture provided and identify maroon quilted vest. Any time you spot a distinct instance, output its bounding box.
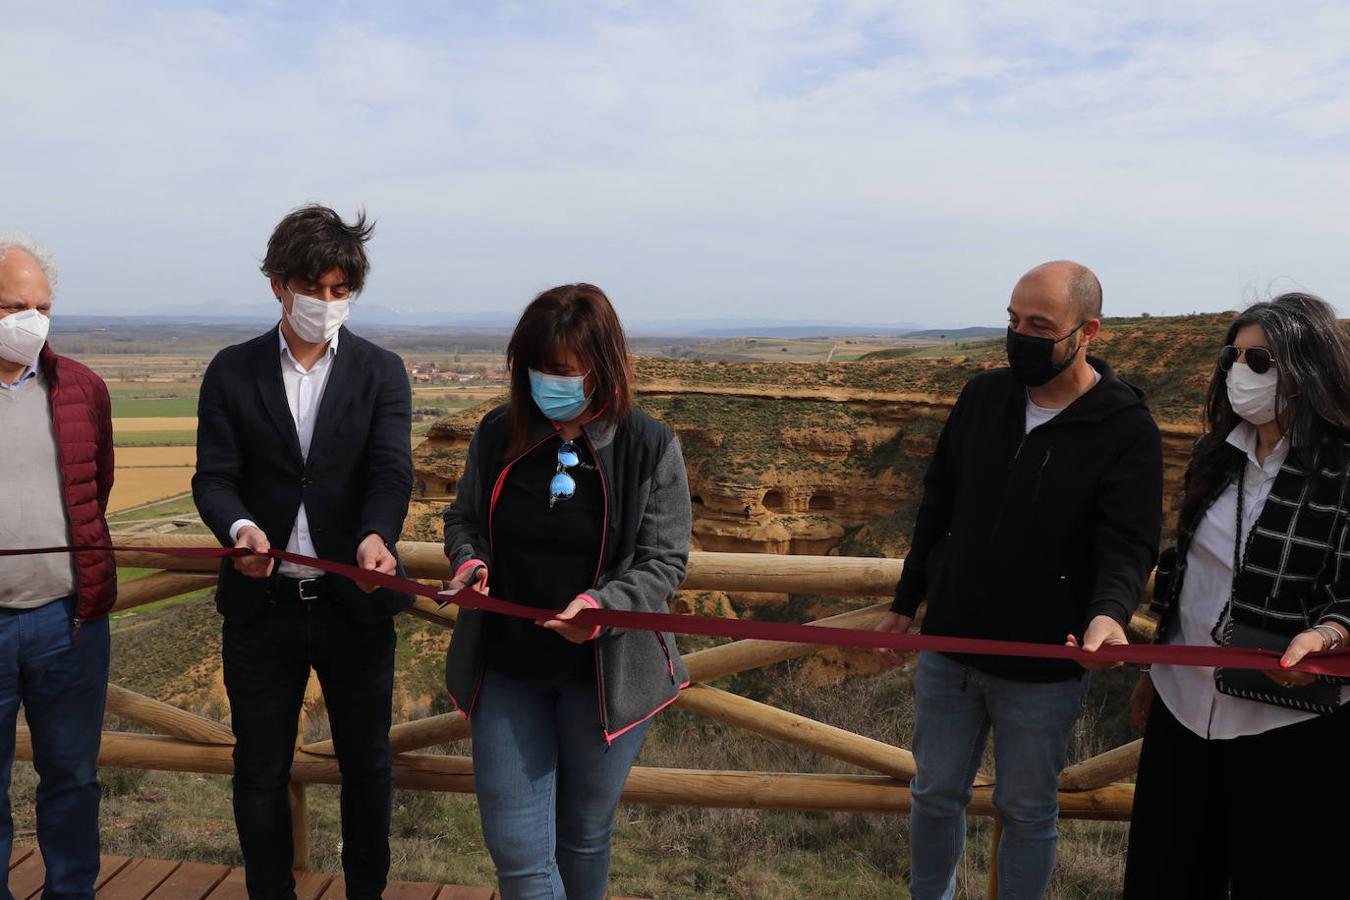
[38,344,117,622]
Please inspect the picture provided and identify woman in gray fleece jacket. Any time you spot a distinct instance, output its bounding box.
[442,283,691,900]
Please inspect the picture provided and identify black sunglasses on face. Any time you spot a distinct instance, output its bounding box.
[1218,345,1276,375]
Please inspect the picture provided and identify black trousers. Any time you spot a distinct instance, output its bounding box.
[222,584,396,900]
[1124,695,1350,900]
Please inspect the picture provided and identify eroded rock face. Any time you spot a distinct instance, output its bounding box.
[413,323,1223,561]
[413,386,949,556]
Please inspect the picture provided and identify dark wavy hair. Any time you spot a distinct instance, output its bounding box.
[505,284,633,457]
[1178,293,1350,531]
[260,204,375,293]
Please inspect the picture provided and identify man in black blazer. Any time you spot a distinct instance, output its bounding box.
[193,205,413,900]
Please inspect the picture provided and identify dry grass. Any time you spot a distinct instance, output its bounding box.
[109,467,196,511]
[116,447,198,467]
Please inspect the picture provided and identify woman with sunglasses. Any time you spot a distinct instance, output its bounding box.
[440,283,691,900]
[1124,293,1350,898]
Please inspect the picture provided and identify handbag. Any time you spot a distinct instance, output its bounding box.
[1214,620,1340,712]
[1212,466,1341,714]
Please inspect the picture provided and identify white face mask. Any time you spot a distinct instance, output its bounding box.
[0,308,51,365]
[1226,361,1280,426]
[285,289,349,344]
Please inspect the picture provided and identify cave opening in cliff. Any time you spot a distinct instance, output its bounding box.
[762,489,785,511]
[808,493,836,511]
[691,495,705,505]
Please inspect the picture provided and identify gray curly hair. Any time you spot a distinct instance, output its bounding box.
[0,231,59,298]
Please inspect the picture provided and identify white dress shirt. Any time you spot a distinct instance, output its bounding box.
[1151,422,1350,740]
[228,327,339,578]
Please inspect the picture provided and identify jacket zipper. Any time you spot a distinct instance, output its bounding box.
[486,432,556,570]
[581,431,615,740]
[466,430,557,718]
[47,361,86,643]
[991,431,1029,533]
[1031,447,1054,503]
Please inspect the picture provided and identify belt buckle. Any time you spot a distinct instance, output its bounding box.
[297,577,321,602]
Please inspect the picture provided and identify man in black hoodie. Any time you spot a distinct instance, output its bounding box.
[876,261,1162,899]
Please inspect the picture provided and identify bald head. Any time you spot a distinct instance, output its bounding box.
[1015,260,1101,323]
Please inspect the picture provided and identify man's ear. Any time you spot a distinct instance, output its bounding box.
[1080,318,1102,347]
[269,275,286,302]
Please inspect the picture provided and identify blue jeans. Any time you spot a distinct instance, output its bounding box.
[471,669,651,900]
[909,651,1087,900]
[0,597,110,900]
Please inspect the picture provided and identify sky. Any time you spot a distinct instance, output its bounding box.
[4,1,1350,328]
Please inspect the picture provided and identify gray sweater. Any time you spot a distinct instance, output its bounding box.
[0,369,76,608]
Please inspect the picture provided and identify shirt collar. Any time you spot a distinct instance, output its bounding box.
[0,363,38,391]
[1226,420,1290,474]
[277,323,339,364]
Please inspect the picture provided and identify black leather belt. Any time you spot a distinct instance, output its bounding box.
[273,575,330,602]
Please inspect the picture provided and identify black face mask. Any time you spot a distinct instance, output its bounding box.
[1006,323,1083,387]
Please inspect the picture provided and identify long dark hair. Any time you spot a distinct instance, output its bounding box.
[505,283,633,457]
[1178,293,1350,531]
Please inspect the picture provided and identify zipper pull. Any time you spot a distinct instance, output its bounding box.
[1007,435,1027,471]
[70,616,82,646]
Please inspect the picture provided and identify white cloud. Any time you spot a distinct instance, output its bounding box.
[2,1,1350,326]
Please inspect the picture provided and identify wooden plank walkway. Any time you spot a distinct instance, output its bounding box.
[7,849,647,899]
[6,849,489,899]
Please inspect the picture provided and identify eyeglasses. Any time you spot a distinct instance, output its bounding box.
[549,440,592,508]
[1218,345,1276,375]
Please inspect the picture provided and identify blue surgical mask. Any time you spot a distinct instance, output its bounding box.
[528,369,592,422]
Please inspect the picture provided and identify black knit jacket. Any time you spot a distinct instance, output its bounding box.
[1151,430,1350,647]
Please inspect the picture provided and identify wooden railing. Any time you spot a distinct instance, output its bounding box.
[15,534,1146,890]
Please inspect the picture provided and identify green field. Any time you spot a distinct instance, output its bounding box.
[107,386,199,398]
[114,430,198,447]
[111,395,200,417]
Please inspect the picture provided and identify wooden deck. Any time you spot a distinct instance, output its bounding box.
[7,849,648,899]
[6,848,493,899]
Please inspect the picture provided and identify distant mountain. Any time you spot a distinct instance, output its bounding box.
[56,305,518,330]
[628,318,932,338]
[901,326,1004,340]
[55,309,998,338]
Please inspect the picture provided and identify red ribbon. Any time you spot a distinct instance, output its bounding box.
[9,543,1350,677]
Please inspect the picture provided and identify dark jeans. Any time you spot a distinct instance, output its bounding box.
[0,597,110,900]
[222,587,396,900]
[1124,697,1350,899]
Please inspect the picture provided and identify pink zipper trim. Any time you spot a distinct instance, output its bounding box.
[581,432,613,737]
[582,432,610,587]
[603,680,691,743]
[446,666,486,720]
[476,430,577,720]
[488,432,556,564]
